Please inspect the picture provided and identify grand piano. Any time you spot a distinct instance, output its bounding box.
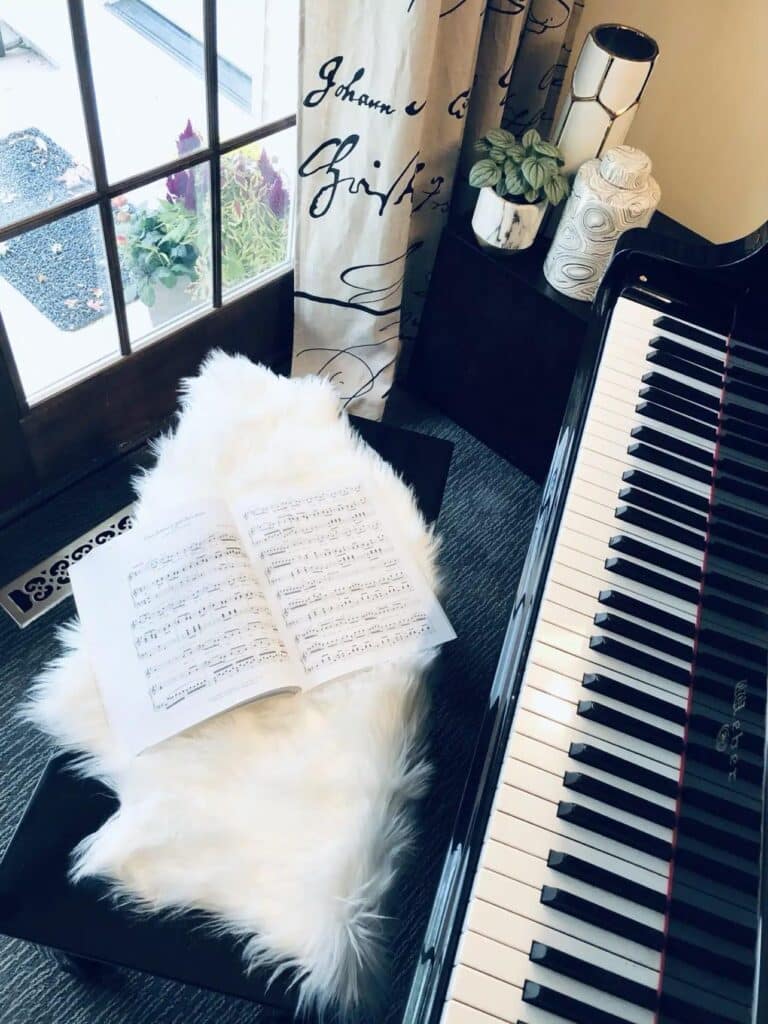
[402,222,768,1024]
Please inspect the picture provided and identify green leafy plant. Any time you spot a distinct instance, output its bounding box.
[469,127,570,206]
[115,196,199,308]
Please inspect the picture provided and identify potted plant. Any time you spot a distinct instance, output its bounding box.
[469,127,570,252]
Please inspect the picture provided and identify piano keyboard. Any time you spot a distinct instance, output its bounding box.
[442,295,766,1024]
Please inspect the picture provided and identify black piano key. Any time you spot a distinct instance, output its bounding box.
[557,802,673,861]
[583,669,688,724]
[605,556,699,604]
[597,588,696,638]
[635,400,718,443]
[588,637,691,688]
[659,973,751,1024]
[650,335,725,372]
[642,370,720,411]
[608,534,701,581]
[529,941,658,1011]
[563,770,675,828]
[618,491,708,540]
[615,504,706,551]
[540,885,664,949]
[546,850,667,914]
[627,441,713,485]
[646,350,723,387]
[578,698,685,752]
[569,741,678,797]
[654,316,727,352]
[592,613,692,661]
[630,425,714,468]
[622,468,710,512]
[522,980,628,1024]
[639,384,719,425]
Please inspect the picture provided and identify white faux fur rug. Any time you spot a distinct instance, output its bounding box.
[24,354,442,1015]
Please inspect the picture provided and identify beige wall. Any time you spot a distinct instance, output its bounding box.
[557,0,768,243]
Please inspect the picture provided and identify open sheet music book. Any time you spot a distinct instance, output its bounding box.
[70,480,456,755]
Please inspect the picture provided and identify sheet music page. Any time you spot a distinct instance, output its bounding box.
[233,481,456,686]
[70,500,299,754]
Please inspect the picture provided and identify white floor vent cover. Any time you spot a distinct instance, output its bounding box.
[0,505,134,627]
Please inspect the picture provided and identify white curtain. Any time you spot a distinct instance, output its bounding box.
[292,0,584,419]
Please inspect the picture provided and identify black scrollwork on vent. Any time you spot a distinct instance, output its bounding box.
[6,512,134,617]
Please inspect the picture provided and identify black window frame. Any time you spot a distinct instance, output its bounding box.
[0,0,296,522]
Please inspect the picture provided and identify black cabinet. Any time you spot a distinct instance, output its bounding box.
[407,215,707,482]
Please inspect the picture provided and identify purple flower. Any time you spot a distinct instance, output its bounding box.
[176,119,202,157]
[267,174,288,220]
[166,169,196,211]
[258,149,277,187]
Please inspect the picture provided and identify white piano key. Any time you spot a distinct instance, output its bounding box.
[473,871,660,970]
[521,657,685,742]
[563,508,704,563]
[544,580,695,657]
[552,546,696,618]
[499,762,672,844]
[534,627,690,706]
[481,826,665,931]
[487,811,668,895]
[458,910,659,993]
[520,685,680,771]
[456,936,656,1024]
[512,707,679,786]
[555,526,699,595]
[492,783,667,879]
[442,999,502,1024]
[505,729,677,811]
[448,965,571,1024]
[538,600,692,680]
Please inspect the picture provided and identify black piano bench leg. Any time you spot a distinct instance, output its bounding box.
[39,945,120,985]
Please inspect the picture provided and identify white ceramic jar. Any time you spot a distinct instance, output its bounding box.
[543,145,661,301]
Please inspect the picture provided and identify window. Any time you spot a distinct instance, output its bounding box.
[0,0,297,514]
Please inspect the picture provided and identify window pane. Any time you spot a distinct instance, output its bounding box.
[0,207,120,404]
[217,0,299,141]
[115,163,211,346]
[84,0,207,181]
[221,129,294,299]
[0,6,94,228]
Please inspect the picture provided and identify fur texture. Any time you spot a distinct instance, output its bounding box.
[23,354,441,1015]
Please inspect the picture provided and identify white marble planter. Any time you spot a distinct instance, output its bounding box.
[471,188,547,253]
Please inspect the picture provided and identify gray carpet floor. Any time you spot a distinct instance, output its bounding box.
[0,390,541,1024]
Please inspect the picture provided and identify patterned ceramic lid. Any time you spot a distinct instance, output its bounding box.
[599,145,652,189]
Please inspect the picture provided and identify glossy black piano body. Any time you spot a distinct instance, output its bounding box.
[403,220,768,1024]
